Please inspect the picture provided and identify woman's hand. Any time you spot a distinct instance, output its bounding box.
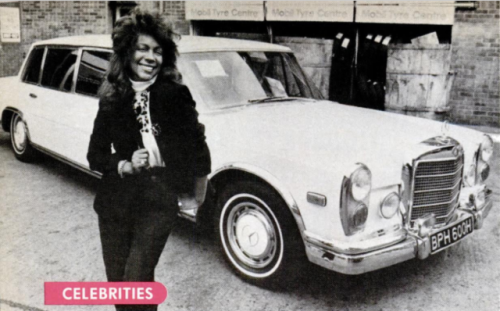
[122,149,149,175]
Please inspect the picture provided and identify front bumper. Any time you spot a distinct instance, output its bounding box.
[304,189,493,275]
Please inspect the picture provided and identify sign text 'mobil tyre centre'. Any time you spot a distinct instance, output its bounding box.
[265,2,354,22]
[186,1,265,21]
[356,1,454,25]
[185,1,455,25]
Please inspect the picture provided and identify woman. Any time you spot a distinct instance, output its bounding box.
[87,8,211,310]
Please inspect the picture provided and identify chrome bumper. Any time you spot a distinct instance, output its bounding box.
[304,190,493,275]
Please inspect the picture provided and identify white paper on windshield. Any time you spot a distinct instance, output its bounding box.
[195,60,227,78]
[265,77,287,97]
[341,38,350,48]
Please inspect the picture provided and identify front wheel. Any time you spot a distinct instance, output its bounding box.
[10,113,37,162]
[215,181,304,285]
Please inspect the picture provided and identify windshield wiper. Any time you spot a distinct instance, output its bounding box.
[248,96,300,104]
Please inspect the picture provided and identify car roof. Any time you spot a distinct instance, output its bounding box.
[31,34,292,53]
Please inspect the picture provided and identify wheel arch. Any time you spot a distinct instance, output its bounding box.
[2,108,22,132]
[207,163,306,238]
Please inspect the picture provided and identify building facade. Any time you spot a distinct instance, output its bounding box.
[0,1,498,127]
[450,1,499,125]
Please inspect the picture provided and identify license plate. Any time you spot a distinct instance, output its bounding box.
[430,217,474,254]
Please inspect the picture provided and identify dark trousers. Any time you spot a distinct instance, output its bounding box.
[98,189,178,311]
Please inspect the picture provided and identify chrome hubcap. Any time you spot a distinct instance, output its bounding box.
[13,118,27,151]
[227,201,277,269]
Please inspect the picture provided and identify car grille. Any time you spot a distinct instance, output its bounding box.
[410,155,464,225]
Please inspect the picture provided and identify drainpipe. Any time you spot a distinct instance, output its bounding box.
[350,1,359,104]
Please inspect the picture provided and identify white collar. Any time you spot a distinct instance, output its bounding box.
[130,75,158,93]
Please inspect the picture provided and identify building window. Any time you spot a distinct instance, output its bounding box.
[109,1,137,25]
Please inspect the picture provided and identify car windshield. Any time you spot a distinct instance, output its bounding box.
[177,51,323,109]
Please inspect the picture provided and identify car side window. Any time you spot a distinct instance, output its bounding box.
[41,48,78,92]
[75,50,111,97]
[23,48,45,84]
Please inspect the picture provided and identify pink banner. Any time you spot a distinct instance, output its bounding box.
[44,282,167,305]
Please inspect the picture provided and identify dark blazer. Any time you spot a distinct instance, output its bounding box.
[87,79,211,219]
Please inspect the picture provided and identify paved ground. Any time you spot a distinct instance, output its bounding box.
[1,129,499,311]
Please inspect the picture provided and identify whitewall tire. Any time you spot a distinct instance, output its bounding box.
[215,181,304,285]
[10,113,36,162]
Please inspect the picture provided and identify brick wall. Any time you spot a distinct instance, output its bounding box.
[21,1,108,58]
[0,1,108,78]
[449,2,500,127]
[0,2,23,77]
[161,1,186,21]
[137,1,189,35]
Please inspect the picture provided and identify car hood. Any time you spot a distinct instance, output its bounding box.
[202,100,483,187]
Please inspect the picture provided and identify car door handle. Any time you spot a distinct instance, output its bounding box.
[29,93,37,99]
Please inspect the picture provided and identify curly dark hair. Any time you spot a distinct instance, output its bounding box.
[99,8,180,102]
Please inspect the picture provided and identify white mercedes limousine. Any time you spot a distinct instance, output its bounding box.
[0,35,494,284]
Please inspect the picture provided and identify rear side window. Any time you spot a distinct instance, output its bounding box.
[23,48,45,84]
[76,50,111,97]
[41,48,78,91]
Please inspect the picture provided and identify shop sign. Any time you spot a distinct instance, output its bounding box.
[356,1,455,25]
[265,1,354,22]
[0,7,21,43]
[185,1,265,21]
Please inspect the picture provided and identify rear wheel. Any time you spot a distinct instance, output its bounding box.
[10,113,37,162]
[215,181,304,285]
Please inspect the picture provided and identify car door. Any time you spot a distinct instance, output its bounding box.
[63,48,112,167]
[21,46,111,168]
[20,46,79,156]
[18,46,47,148]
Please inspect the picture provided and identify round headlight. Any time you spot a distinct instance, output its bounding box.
[350,202,368,228]
[481,135,494,162]
[350,165,372,201]
[464,164,476,187]
[478,161,490,182]
[380,192,400,219]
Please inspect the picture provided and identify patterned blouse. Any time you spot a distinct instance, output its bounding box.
[130,77,164,168]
